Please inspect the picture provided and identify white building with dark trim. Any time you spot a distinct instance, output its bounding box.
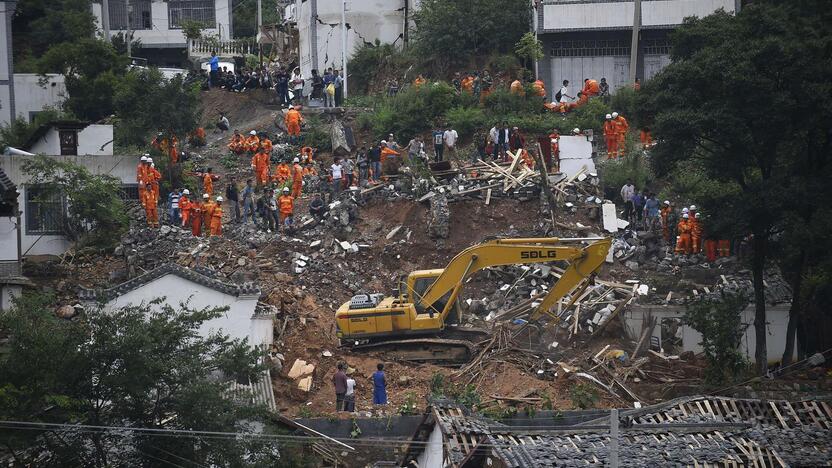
[535,0,740,97]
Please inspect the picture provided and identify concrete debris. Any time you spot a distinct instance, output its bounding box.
[287,359,315,379]
[428,193,450,239]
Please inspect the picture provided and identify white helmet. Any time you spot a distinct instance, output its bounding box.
[140,155,148,162]
[663,200,670,205]
[572,128,581,134]
[380,140,387,145]
[689,204,697,211]
[605,114,612,120]
[150,163,155,168]
[682,213,689,219]
[216,196,223,202]
[682,208,689,214]
[147,157,153,163]
[695,212,701,218]
[550,138,557,144]
[282,187,290,193]
[203,193,209,199]
[183,189,190,195]
[612,112,619,118]
[250,130,257,135]
[293,157,299,163]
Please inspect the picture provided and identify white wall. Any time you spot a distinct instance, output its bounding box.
[542,0,736,31]
[414,424,444,468]
[623,304,794,364]
[13,74,67,122]
[296,0,406,78]
[0,217,18,262]
[0,1,14,128]
[0,284,22,312]
[0,153,139,256]
[29,125,114,157]
[105,273,270,347]
[92,0,232,48]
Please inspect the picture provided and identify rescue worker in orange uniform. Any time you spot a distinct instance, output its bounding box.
[461,75,474,94]
[509,79,524,96]
[603,114,618,159]
[203,168,214,196]
[300,146,315,164]
[413,75,426,88]
[548,129,560,172]
[691,212,704,254]
[168,135,179,163]
[143,184,158,227]
[582,78,600,97]
[273,160,291,185]
[228,130,246,154]
[189,127,206,147]
[291,157,304,198]
[612,111,629,158]
[532,80,546,97]
[303,163,318,177]
[251,149,270,187]
[201,194,216,238]
[277,187,294,231]
[575,91,588,107]
[191,195,205,236]
[210,196,223,237]
[260,136,273,156]
[640,127,653,149]
[660,200,672,242]
[137,155,150,207]
[675,214,692,255]
[519,149,534,169]
[285,107,303,143]
[179,189,192,229]
[148,159,161,203]
[244,130,260,154]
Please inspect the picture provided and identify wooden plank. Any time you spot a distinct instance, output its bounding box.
[782,401,803,426]
[485,188,492,205]
[768,401,789,429]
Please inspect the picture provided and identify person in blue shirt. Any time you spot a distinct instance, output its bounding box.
[372,363,387,405]
[208,51,219,88]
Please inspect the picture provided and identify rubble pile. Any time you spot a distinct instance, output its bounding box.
[118,225,201,275]
[427,193,450,239]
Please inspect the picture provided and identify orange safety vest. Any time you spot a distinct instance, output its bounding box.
[278,195,294,215]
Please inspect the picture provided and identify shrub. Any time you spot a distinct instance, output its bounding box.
[482,87,543,115]
[568,383,599,409]
[610,87,638,122]
[598,151,654,199]
[349,41,414,95]
[560,98,611,136]
[369,82,458,140]
[684,293,750,385]
[0,108,64,150]
[486,53,520,76]
[445,106,486,139]
[302,115,332,152]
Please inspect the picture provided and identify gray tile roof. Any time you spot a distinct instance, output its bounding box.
[79,263,261,302]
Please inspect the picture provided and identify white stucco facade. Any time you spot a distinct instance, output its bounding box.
[91,0,232,48]
[0,153,138,256]
[12,74,67,122]
[27,124,114,157]
[0,1,15,128]
[295,0,415,79]
[541,0,737,32]
[103,273,271,348]
[623,304,794,364]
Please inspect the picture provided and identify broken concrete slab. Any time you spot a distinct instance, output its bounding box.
[287,359,315,379]
[297,376,313,392]
[602,203,618,233]
[386,225,403,240]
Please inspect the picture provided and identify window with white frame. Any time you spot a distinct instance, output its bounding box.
[109,0,152,30]
[168,0,217,29]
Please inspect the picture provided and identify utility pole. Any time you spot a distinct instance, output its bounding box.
[126,0,133,57]
[341,0,348,98]
[101,0,111,42]
[610,409,620,468]
[532,0,539,80]
[403,0,408,48]
[628,0,641,85]
[257,0,262,34]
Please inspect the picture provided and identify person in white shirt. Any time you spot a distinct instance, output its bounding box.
[331,156,343,201]
[620,180,636,220]
[290,67,304,103]
[443,128,458,156]
[558,79,574,103]
[344,376,356,412]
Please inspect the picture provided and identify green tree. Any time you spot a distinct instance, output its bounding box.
[232,0,281,38]
[113,68,203,147]
[23,155,129,249]
[411,0,531,73]
[637,1,832,374]
[514,32,543,74]
[684,293,749,385]
[0,294,273,467]
[0,109,64,151]
[12,0,96,70]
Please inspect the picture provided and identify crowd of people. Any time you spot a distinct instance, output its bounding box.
[205,51,345,109]
[332,362,387,413]
[619,181,731,260]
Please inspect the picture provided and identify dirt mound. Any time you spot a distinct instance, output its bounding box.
[198,88,278,134]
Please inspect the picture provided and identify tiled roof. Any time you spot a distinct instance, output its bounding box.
[0,168,16,194]
[223,369,276,411]
[79,263,261,302]
[405,396,832,467]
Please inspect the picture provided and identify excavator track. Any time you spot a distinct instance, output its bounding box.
[345,328,491,365]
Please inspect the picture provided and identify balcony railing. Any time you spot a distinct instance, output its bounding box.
[188,39,253,59]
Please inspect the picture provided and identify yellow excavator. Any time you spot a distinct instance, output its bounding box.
[335,237,611,363]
